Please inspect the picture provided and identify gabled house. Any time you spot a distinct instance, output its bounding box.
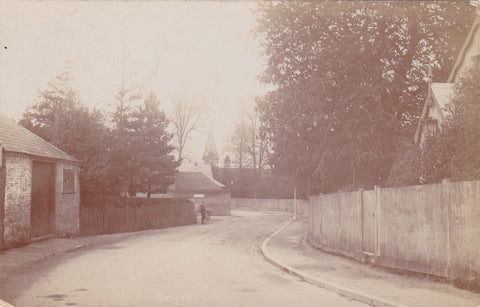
[0,114,80,249]
[415,6,480,145]
[414,82,455,145]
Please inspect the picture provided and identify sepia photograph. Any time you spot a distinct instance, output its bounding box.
[0,1,479,306]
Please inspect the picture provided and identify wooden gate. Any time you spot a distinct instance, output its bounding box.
[31,162,54,237]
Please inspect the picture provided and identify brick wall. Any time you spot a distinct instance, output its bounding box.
[3,153,31,247]
[55,162,80,237]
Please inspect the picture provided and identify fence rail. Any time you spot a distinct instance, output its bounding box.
[231,198,311,215]
[80,202,197,235]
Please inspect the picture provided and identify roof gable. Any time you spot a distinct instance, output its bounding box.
[0,113,77,162]
[431,83,455,114]
[414,83,455,144]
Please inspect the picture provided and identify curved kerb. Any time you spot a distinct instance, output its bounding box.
[259,215,409,307]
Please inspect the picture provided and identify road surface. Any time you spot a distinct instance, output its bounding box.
[6,210,368,307]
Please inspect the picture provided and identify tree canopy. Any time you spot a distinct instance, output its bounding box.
[20,65,111,195]
[20,65,178,198]
[255,1,474,194]
[388,68,480,186]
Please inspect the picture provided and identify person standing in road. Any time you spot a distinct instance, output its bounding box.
[200,202,207,224]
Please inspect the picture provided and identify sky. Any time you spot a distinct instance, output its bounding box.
[0,1,270,162]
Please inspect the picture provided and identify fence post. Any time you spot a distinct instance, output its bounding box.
[374,185,381,259]
[442,179,452,278]
[360,188,364,255]
[294,186,297,219]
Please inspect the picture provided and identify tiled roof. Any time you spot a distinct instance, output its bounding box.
[174,171,226,194]
[178,162,225,188]
[0,113,77,162]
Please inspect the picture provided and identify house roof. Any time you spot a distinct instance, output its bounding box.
[448,8,480,83]
[174,171,227,194]
[431,83,455,113]
[414,83,455,144]
[178,162,225,188]
[0,113,77,162]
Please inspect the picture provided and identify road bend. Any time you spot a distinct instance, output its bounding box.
[7,210,368,307]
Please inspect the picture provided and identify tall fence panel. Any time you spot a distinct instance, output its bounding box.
[309,180,480,281]
[80,202,197,235]
[448,181,480,281]
[310,191,363,260]
[362,190,376,255]
[378,184,448,277]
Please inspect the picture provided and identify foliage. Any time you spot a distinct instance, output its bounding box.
[387,69,480,186]
[446,69,480,181]
[254,1,474,194]
[20,64,111,195]
[127,92,179,196]
[386,142,425,187]
[20,64,179,198]
[109,91,179,196]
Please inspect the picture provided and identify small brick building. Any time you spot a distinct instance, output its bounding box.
[0,114,80,249]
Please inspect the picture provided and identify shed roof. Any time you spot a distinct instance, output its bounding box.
[174,171,226,194]
[0,113,77,162]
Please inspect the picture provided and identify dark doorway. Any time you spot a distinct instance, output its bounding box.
[31,162,55,237]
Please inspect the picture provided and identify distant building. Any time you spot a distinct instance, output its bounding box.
[169,162,231,216]
[223,155,231,168]
[0,114,80,249]
[212,167,307,199]
[415,6,480,145]
[202,131,219,166]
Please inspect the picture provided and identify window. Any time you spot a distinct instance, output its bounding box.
[63,169,75,194]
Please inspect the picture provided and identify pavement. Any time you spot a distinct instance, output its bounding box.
[1,212,480,307]
[262,213,480,307]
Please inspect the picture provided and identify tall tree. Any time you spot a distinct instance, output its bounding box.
[227,120,250,168]
[171,95,204,162]
[127,92,179,197]
[20,64,111,196]
[255,1,474,193]
[108,53,144,195]
[227,103,268,169]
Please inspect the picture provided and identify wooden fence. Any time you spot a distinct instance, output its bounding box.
[309,180,480,285]
[231,198,311,215]
[80,202,197,235]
